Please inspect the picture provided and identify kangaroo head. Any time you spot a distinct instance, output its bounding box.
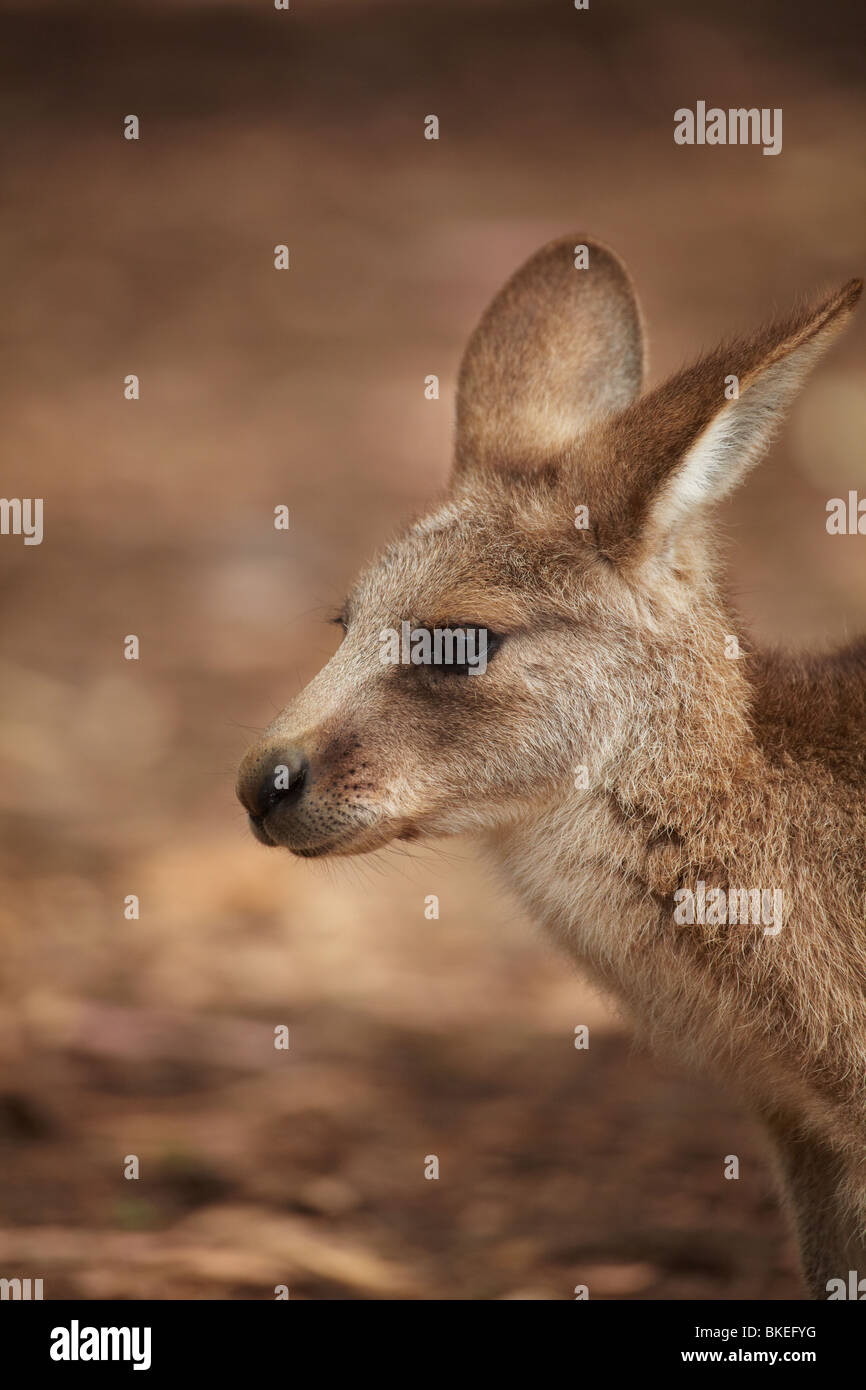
[237,236,860,857]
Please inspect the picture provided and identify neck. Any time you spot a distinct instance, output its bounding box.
[481,597,866,1129]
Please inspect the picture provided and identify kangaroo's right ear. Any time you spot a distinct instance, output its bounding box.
[454,235,645,477]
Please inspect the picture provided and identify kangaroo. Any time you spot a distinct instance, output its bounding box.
[236,235,865,1298]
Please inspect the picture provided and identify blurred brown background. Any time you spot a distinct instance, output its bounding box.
[0,0,864,1300]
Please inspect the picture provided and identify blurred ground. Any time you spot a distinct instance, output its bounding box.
[0,0,864,1299]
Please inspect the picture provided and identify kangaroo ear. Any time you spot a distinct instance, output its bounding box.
[454,235,645,477]
[593,278,863,566]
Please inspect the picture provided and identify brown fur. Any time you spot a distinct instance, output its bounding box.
[237,235,865,1297]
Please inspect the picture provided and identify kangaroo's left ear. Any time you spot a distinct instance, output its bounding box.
[591,278,862,567]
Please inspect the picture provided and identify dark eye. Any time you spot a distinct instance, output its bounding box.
[432,626,503,677]
[329,608,348,634]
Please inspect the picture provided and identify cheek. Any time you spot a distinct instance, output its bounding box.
[504,640,619,755]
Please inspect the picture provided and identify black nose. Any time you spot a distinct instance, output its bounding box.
[238,746,309,823]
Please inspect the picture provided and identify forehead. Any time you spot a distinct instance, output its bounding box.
[347,489,594,626]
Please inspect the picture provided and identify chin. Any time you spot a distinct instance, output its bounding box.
[254,817,413,859]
